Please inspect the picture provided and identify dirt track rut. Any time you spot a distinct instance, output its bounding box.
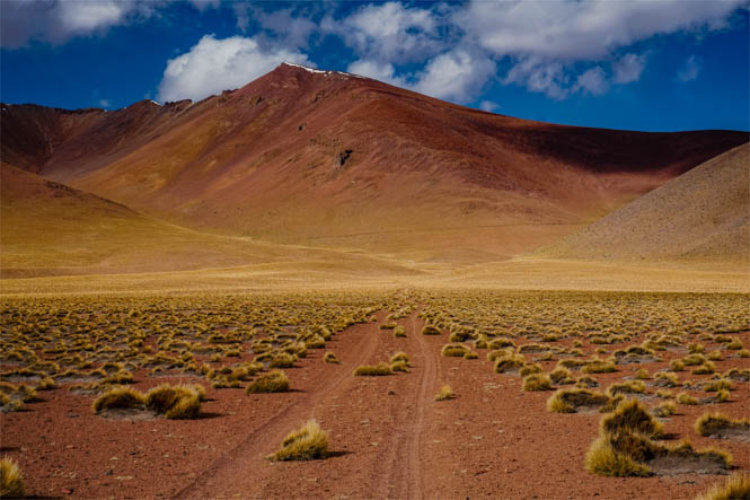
[177,310,437,500]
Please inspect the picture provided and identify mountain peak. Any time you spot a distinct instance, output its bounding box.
[275,61,367,81]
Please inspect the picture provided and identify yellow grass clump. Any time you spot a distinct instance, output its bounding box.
[696,473,750,500]
[0,458,24,498]
[269,420,329,461]
[435,385,455,401]
[246,370,290,394]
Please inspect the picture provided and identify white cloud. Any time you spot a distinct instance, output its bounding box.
[98,98,112,108]
[677,55,702,82]
[0,0,159,48]
[348,50,495,103]
[503,58,571,100]
[157,35,311,102]
[456,0,746,61]
[479,100,499,112]
[575,66,609,95]
[325,1,445,64]
[612,53,647,84]
[347,60,407,87]
[414,49,496,102]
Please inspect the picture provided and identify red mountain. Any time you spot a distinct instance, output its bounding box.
[2,63,746,262]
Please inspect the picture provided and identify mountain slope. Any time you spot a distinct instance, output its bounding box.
[2,64,747,261]
[536,143,749,267]
[0,163,420,278]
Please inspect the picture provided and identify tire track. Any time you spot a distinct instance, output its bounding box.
[380,310,436,500]
[174,316,383,499]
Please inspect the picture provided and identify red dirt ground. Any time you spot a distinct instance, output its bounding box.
[2,312,748,499]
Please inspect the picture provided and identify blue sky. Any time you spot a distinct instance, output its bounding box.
[1,0,748,132]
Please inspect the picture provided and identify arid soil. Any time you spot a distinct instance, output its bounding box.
[2,311,748,499]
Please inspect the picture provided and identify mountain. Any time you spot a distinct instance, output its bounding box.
[1,63,747,262]
[0,163,419,278]
[536,143,749,268]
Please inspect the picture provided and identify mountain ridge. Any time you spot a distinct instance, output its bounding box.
[2,63,747,262]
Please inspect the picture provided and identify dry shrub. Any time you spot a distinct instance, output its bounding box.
[270,420,329,461]
[601,399,663,438]
[353,363,392,376]
[323,352,340,364]
[145,384,202,419]
[246,370,290,393]
[435,385,455,401]
[695,412,750,437]
[546,388,611,413]
[523,374,552,391]
[421,325,441,335]
[696,473,750,500]
[0,458,24,498]
[92,386,145,413]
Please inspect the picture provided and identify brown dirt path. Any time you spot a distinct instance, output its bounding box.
[178,309,439,500]
[176,313,386,499]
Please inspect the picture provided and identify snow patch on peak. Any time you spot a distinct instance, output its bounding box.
[281,62,328,74]
[280,61,365,80]
[148,100,162,106]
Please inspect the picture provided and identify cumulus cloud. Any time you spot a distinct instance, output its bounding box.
[324,1,446,64]
[677,55,702,82]
[503,58,571,100]
[612,53,648,84]
[347,60,407,87]
[0,0,144,47]
[414,49,496,102]
[575,67,609,95]
[157,34,311,102]
[456,0,746,61]
[348,49,495,103]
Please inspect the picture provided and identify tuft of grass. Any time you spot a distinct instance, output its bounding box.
[606,380,646,397]
[421,325,441,335]
[677,392,699,405]
[441,343,470,357]
[696,473,750,500]
[390,352,410,365]
[145,384,202,419]
[654,372,680,387]
[269,420,329,461]
[669,359,685,372]
[92,385,146,413]
[651,401,677,418]
[693,361,716,375]
[582,359,617,374]
[549,367,574,385]
[601,399,663,438]
[695,412,750,437]
[323,351,340,364]
[269,352,296,369]
[546,388,610,413]
[523,374,553,391]
[353,363,392,376]
[584,435,652,477]
[393,325,406,338]
[435,385,455,401]
[246,370,290,393]
[494,354,526,374]
[390,360,409,373]
[0,458,24,498]
[519,364,542,377]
